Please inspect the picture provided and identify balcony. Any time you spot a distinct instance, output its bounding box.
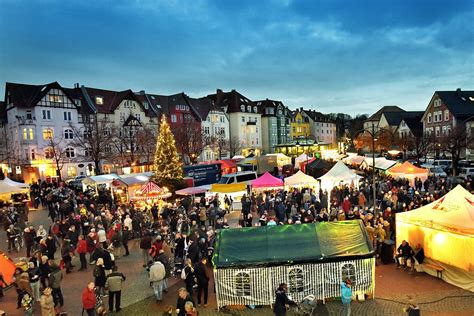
[16,116,36,125]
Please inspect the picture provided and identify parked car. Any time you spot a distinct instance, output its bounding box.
[65,175,87,184]
[433,159,452,171]
[459,167,474,178]
[217,171,257,185]
[424,166,447,177]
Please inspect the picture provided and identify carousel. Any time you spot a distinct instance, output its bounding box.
[129,181,171,209]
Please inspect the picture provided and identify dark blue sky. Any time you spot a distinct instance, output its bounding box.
[1,0,473,115]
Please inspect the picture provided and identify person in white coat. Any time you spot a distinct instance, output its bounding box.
[149,261,166,302]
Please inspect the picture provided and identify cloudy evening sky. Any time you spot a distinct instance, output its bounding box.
[0,0,473,115]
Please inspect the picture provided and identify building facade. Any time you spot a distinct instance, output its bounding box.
[290,109,310,140]
[303,110,337,145]
[257,99,291,154]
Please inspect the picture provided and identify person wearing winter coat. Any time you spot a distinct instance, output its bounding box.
[156,249,172,291]
[341,278,352,316]
[48,262,64,309]
[105,265,126,312]
[82,282,97,316]
[149,260,166,301]
[194,257,210,306]
[93,258,107,296]
[183,258,195,297]
[76,235,88,271]
[273,283,296,316]
[40,287,55,316]
[27,262,41,301]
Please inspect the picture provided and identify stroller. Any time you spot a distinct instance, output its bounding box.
[292,294,317,315]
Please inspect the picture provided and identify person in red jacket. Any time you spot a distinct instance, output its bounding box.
[77,235,88,271]
[82,282,96,316]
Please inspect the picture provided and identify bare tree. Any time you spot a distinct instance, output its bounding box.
[173,122,204,163]
[228,136,243,158]
[136,125,157,164]
[42,136,68,182]
[203,132,229,160]
[439,126,474,175]
[69,117,114,175]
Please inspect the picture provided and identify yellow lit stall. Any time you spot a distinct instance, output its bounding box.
[396,185,474,291]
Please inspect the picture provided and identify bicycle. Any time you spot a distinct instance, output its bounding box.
[6,234,23,253]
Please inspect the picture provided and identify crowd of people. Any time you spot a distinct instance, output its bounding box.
[0,165,470,315]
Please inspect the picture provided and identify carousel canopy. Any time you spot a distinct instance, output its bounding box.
[140,181,163,194]
[318,161,362,191]
[213,220,374,268]
[251,172,284,189]
[284,171,318,187]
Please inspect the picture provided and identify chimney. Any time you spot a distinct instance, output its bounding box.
[74,83,79,88]
[300,107,303,112]
[216,89,224,106]
[139,90,145,95]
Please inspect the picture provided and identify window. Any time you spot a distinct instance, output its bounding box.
[143,102,149,109]
[204,127,210,135]
[23,128,34,140]
[63,111,72,121]
[42,110,51,120]
[83,129,92,139]
[103,127,111,136]
[120,112,125,122]
[136,113,141,122]
[234,272,251,297]
[434,99,441,107]
[427,113,432,123]
[171,114,177,123]
[435,126,440,137]
[65,148,75,158]
[64,129,73,140]
[444,110,449,121]
[288,268,304,293]
[95,97,103,105]
[26,110,32,120]
[247,105,251,112]
[23,128,27,140]
[48,94,63,103]
[44,148,54,159]
[85,148,93,157]
[292,127,296,133]
[341,263,356,284]
[240,104,245,112]
[104,144,111,153]
[43,128,54,140]
[67,166,77,177]
[31,149,35,160]
[253,106,258,113]
[241,116,245,123]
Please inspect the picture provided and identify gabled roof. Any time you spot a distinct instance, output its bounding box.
[255,99,285,116]
[436,89,474,118]
[399,115,423,137]
[303,109,335,123]
[5,81,78,109]
[80,87,145,114]
[291,110,310,123]
[382,111,424,127]
[366,105,405,122]
[134,91,162,118]
[207,89,256,114]
[187,96,221,120]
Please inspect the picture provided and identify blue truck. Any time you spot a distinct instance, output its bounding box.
[183,163,221,186]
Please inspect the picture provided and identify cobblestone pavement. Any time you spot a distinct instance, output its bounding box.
[1,209,473,316]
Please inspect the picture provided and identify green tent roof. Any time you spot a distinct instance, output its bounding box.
[212,220,374,268]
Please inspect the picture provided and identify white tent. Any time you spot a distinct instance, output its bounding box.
[83,174,121,186]
[0,178,29,197]
[396,185,474,291]
[284,171,318,188]
[343,155,366,166]
[294,153,310,169]
[318,161,362,192]
[361,157,397,171]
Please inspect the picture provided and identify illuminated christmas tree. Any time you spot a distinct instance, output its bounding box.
[152,115,183,185]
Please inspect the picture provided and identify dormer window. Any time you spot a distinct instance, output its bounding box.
[253,106,257,113]
[143,102,149,109]
[96,97,103,105]
[434,99,441,107]
[240,104,245,112]
[247,105,251,112]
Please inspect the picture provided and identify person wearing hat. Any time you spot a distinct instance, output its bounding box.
[40,287,55,316]
[341,278,352,316]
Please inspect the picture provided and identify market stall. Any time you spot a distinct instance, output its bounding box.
[284,170,318,189]
[305,158,332,178]
[343,155,366,166]
[0,178,30,207]
[208,183,248,209]
[294,153,310,169]
[251,172,284,191]
[387,161,428,186]
[318,161,362,208]
[175,185,210,196]
[212,220,375,308]
[130,181,171,208]
[360,157,397,171]
[396,185,474,291]
[82,174,121,194]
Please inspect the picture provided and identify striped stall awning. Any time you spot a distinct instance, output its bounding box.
[140,181,163,195]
